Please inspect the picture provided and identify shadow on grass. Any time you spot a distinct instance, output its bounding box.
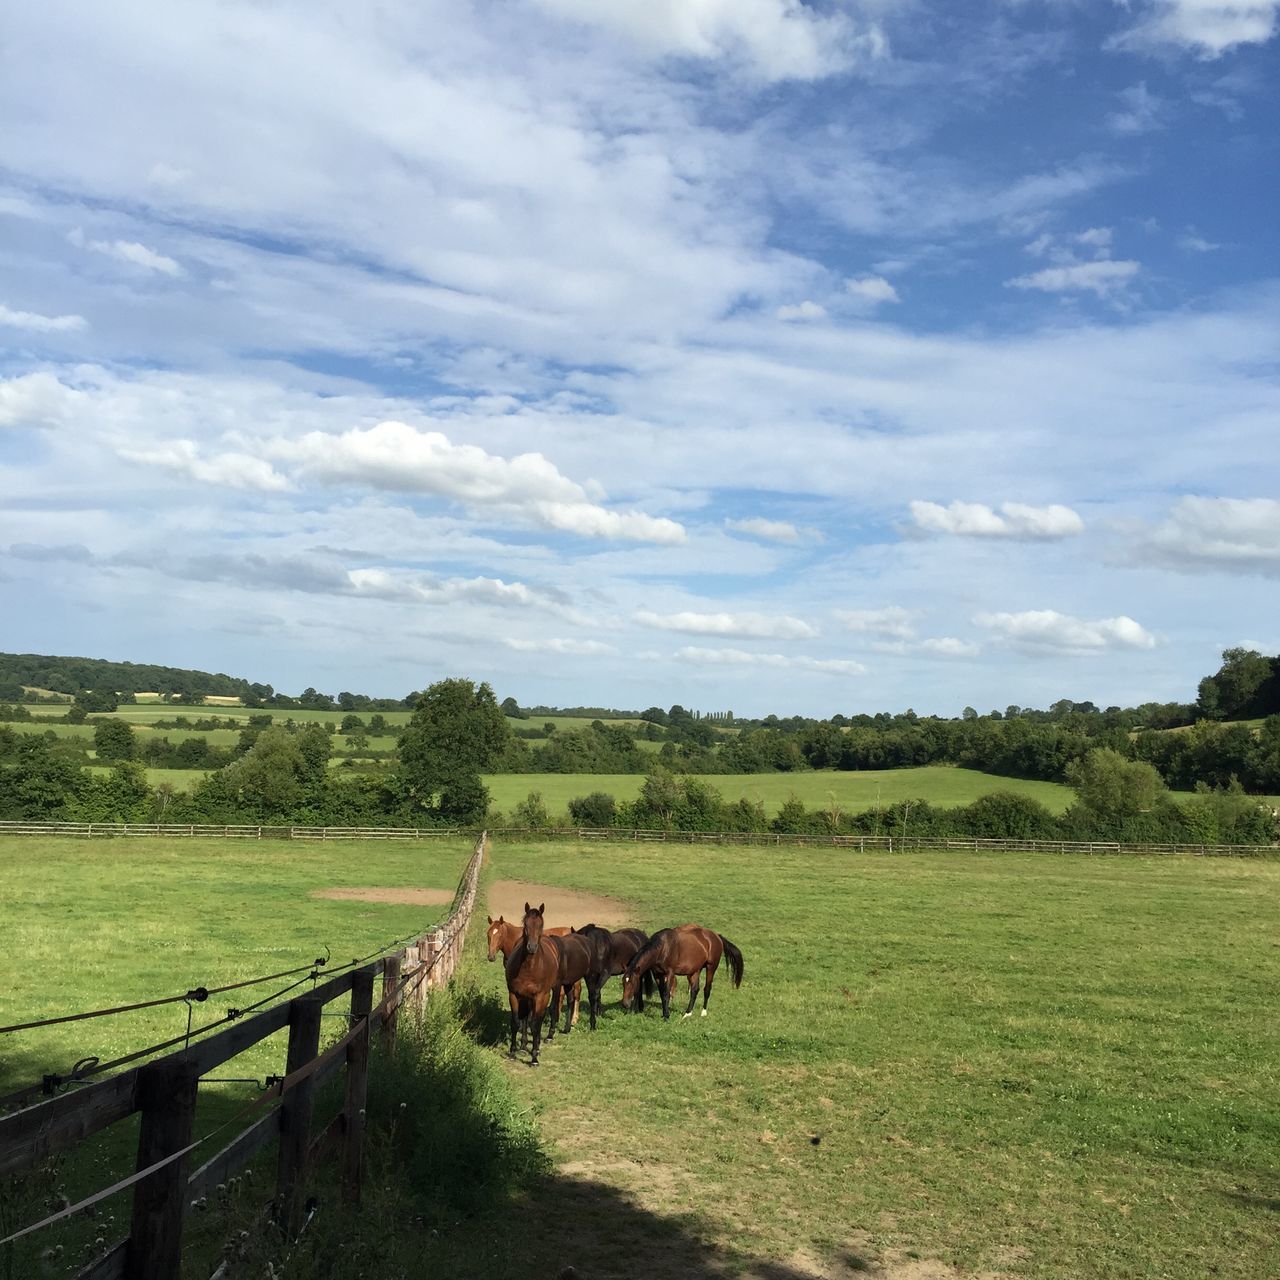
[427,1167,877,1280]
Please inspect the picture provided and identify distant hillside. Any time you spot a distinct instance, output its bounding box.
[0,652,257,701]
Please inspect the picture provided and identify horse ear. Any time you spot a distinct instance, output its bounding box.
[537,902,544,915]
[486,915,493,924]
[524,901,531,914]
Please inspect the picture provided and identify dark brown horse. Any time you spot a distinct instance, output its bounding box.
[504,904,611,1065]
[575,924,652,1015]
[621,924,743,1020]
[487,915,580,1028]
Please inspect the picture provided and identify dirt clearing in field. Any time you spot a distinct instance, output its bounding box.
[309,886,454,906]
[486,879,633,929]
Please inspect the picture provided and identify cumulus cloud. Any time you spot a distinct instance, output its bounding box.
[776,300,826,321]
[504,637,616,655]
[1109,0,1279,57]
[1006,260,1140,297]
[346,568,565,610]
[0,371,86,429]
[272,421,685,544]
[1126,496,1280,576]
[909,500,1084,540]
[637,609,817,639]
[677,646,866,675]
[118,439,290,492]
[975,610,1157,653]
[0,303,87,333]
[918,636,979,658]
[7,542,95,564]
[534,0,885,82]
[834,607,915,640]
[68,228,183,276]
[845,275,900,305]
[724,517,801,544]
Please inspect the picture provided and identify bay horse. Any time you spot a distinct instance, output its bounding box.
[487,914,580,1029]
[621,924,743,1020]
[574,924,653,1015]
[504,904,611,1065]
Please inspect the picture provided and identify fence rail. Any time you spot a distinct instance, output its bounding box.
[1,819,1274,857]
[0,833,486,1280]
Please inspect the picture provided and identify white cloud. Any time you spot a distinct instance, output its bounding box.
[1110,0,1280,57]
[975,610,1157,653]
[845,275,900,305]
[534,0,884,82]
[1125,496,1280,576]
[0,371,85,429]
[909,500,1084,540]
[1108,83,1164,135]
[918,636,979,658]
[271,421,685,544]
[1006,260,1140,297]
[69,228,184,277]
[0,303,86,333]
[346,569,564,611]
[677,646,866,675]
[637,609,817,640]
[834,606,915,640]
[1179,231,1221,252]
[118,439,291,492]
[776,300,826,321]
[1074,227,1114,253]
[504,637,616,656]
[724,517,801,544]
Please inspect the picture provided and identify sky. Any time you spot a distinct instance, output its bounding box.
[1,0,1278,717]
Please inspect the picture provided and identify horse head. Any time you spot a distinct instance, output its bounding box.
[486,914,506,962]
[521,902,545,954]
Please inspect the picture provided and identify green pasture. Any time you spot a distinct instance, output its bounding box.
[484,765,1077,817]
[458,837,1280,1279]
[110,704,415,728]
[1,836,1277,1278]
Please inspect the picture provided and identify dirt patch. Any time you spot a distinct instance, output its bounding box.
[486,879,634,930]
[309,886,454,906]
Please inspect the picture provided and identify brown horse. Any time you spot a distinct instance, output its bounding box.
[487,915,580,1029]
[504,904,611,1064]
[574,924,652,1015]
[621,924,743,1020]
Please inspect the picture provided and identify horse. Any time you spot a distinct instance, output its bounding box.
[621,924,743,1020]
[487,914,581,1029]
[504,904,612,1065]
[574,924,653,1014]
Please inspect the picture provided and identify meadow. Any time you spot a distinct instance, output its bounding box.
[2,833,1277,1278]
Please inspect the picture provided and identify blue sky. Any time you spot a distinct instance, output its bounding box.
[1,0,1277,716]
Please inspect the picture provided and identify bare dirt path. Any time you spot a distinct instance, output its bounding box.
[486,878,634,928]
[309,886,454,906]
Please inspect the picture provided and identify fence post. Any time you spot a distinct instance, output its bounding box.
[381,954,402,1054]
[125,1058,200,1280]
[275,996,323,1237]
[422,932,440,991]
[342,970,375,1206]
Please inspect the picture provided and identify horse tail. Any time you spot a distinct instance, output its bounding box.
[718,936,744,988]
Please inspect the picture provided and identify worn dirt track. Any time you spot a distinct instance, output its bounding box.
[486,879,634,929]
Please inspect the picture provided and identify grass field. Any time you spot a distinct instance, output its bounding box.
[485,766,1077,817]
[459,837,1280,1279]
[1,835,1276,1279]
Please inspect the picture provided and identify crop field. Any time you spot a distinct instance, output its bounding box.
[457,837,1280,1279]
[2,835,1276,1278]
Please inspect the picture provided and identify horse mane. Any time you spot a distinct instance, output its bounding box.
[624,929,667,975]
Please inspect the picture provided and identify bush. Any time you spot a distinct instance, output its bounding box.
[567,790,617,827]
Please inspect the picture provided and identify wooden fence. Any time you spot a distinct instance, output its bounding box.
[0,833,485,1279]
[0,820,1273,857]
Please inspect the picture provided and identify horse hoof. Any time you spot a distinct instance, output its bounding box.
[682,1012,692,1019]
[701,1008,708,1017]
[529,1059,540,1068]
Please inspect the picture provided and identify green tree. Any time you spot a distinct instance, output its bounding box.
[512,791,552,829]
[395,679,511,823]
[93,719,137,762]
[1066,748,1165,821]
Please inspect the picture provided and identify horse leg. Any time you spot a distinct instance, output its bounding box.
[701,963,717,1016]
[586,975,603,1030]
[531,990,551,1067]
[547,985,560,1041]
[563,981,579,1034]
[659,970,672,1020]
[570,979,581,1028]
[508,992,520,1058]
[682,970,701,1018]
